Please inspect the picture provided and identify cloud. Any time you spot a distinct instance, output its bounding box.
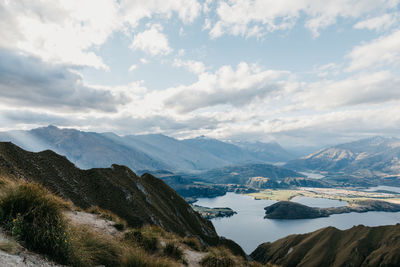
[354,13,398,31]
[120,0,201,26]
[173,59,206,74]
[163,62,291,112]
[0,49,128,112]
[128,64,138,72]
[346,29,400,71]
[293,71,400,110]
[0,0,202,69]
[131,24,172,56]
[0,0,120,69]
[208,0,399,38]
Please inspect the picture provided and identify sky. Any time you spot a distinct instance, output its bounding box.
[0,0,400,149]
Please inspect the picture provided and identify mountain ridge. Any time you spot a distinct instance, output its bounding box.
[0,141,220,244]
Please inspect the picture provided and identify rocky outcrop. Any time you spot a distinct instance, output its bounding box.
[264,200,400,219]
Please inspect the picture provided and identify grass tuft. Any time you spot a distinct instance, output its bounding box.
[201,247,236,267]
[163,242,186,263]
[183,236,203,251]
[68,225,121,267]
[0,183,71,263]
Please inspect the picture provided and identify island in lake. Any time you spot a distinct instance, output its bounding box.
[191,204,237,219]
[264,200,400,219]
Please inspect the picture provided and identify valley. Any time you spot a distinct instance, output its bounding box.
[248,187,400,203]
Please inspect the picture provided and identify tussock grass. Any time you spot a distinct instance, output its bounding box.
[201,246,242,267]
[183,236,204,251]
[68,225,121,267]
[163,242,186,263]
[124,229,159,253]
[121,248,178,267]
[0,177,256,267]
[0,182,71,263]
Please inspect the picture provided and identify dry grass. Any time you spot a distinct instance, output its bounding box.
[0,240,20,254]
[0,182,72,263]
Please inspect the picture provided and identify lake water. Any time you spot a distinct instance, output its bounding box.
[363,185,400,194]
[196,192,400,253]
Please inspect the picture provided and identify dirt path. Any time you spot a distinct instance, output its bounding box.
[64,211,121,237]
[0,230,62,267]
[184,249,206,267]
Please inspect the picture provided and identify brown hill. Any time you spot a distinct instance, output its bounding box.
[251,224,400,267]
[0,141,219,245]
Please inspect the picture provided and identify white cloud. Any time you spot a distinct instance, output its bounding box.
[294,71,400,110]
[128,64,138,72]
[0,0,202,69]
[173,59,206,74]
[354,13,398,31]
[0,0,120,69]
[347,29,400,71]
[140,58,149,64]
[163,62,291,112]
[208,0,399,38]
[120,0,201,27]
[131,24,172,56]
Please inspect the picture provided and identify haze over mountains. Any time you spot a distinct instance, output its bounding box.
[0,125,294,172]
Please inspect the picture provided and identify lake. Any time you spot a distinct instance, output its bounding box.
[196,192,400,253]
[363,185,400,194]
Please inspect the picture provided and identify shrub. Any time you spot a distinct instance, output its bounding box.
[124,229,159,252]
[163,242,185,263]
[183,236,203,251]
[122,249,177,267]
[201,247,236,267]
[0,183,71,263]
[69,225,121,267]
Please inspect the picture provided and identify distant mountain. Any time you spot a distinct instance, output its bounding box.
[0,141,218,243]
[285,136,400,179]
[251,224,400,266]
[0,125,168,171]
[104,133,229,171]
[0,126,293,173]
[232,140,295,162]
[183,136,294,164]
[182,136,260,164]
[187,163,306,185]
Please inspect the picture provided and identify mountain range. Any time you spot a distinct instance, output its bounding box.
[285,136,400,185]
[0,125,293,173]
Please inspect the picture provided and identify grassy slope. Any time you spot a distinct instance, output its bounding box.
[0,142,218,244]
[251,224,400,267]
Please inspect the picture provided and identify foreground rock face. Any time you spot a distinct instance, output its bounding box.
[0,142,218,244]
[264,200,400,219]
[251,224,400,267]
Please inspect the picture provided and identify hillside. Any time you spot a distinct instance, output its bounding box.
[0,126,168,171]
[285,136,400,184]
[0,141,218,244]
[264,200,400,219]
[0,126,292,173]
[188,163,306,185]
[251,224,400,267]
